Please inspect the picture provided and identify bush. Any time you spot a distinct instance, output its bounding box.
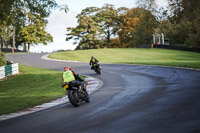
[0,52,7,66]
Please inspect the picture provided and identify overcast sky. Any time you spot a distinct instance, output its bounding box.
[30,0,167,53]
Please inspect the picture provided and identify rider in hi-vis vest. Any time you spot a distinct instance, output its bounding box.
[62,66,85,90]
[89,56,99,69]
[63,70,75,82]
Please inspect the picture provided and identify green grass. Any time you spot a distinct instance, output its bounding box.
[49,48,200,69]
[0,65,65,115]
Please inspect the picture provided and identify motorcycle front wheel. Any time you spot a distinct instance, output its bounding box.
[97,68,101,75]
[98,68,101,75]
[68,90,80,107]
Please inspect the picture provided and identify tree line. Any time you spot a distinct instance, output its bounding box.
[66,0,200,49]
[0,0,199,52]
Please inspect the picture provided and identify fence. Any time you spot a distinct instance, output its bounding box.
[0,63,19,79]
[0,48,24,53]
[153,44,200,53]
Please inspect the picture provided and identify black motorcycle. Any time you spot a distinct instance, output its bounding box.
[62,82,90,107]
[93,64,101,75]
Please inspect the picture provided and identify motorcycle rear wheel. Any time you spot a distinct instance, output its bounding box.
[85,91,90,103]
[68,90,80,107]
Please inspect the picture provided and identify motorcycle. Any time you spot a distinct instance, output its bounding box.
[92,64,101,75]
[61,82,90,107]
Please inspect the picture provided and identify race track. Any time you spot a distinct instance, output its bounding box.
[1,53,200,133]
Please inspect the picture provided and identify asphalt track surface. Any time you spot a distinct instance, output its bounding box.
[1,53,200,133]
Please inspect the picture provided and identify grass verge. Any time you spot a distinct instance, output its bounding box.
[49,48,200,69]
[0,65,64,115]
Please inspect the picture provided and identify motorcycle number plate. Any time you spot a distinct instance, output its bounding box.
[63,85,68,90]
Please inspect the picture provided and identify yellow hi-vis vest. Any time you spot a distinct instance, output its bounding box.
[92,58,95,62]
[92,58,97,66]
[63,70,75,82]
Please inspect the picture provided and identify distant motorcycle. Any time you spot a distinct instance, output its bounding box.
[92,64,101,75]
[61,82,90,107]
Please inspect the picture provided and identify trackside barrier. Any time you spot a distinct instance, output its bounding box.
[0,63,19,79]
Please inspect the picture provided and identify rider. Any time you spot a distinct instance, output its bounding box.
[89,56,99,70]
[62,66,85,90]
[71,70,84,82]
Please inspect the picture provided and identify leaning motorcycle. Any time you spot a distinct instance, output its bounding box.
[61,82,90,107]
[93,64,101,75]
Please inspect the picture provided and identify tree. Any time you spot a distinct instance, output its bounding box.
[95,4,119,44]
[0,0,58,51]
[136,0,157,11]
[0,21,11,49]
[119,8,157,47]
[66,7,104,49]
[20,12,53,52]
[66,14,103,49]
[108,38,121,48]
[118,9,140,47]
[0,0,13,51]
[0,0,14,51]
[166,0,200,46]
